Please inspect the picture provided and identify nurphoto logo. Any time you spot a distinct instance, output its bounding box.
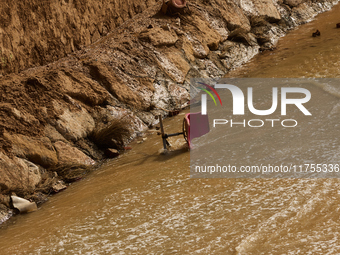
[199,82,312,128]
[190,78,340,179]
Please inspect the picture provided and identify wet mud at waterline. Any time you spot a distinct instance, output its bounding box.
[2,3,340,255]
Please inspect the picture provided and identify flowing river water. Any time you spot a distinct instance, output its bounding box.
[1,4,340,254]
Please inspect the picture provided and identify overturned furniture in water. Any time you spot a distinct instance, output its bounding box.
[158,112,209,150]
[161,0,188,15]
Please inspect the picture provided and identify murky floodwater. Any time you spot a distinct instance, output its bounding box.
[2,3,340,255]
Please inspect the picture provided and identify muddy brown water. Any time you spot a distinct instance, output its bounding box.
[1,4,340,254]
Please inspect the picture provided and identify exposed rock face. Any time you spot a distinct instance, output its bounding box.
[54,106,95,142]
[139,26,179,47]
[0,0,339,222]
[4,133,58,168]
[54,141,95,166]
[0,0,157,75]
[241,0,281,22]
[0,152,41,191]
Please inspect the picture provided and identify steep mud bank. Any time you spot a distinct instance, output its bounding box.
[1,0,339,221]
[0,0,157,75]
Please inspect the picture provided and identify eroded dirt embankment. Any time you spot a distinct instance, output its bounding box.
[0,0,158,75]
[0,0,339,221]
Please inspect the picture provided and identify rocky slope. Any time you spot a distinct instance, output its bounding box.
[0,0,339,221]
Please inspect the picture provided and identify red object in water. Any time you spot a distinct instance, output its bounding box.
[124,146,132,150]
[161,0,187,14]
[183,113,210,149]
[171,0,187,8]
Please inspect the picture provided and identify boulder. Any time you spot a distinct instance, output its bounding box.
[43,124,67,143]
[54,141,95,166]
[53,101,95,141]
[139,26,178,47]
[15,158,42,189]
[4,133,58,168]
[240,0,281,23]
[56,70,110,107]
[210,0,251,31]
[0,152,43,191]
[189,15,221,51]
